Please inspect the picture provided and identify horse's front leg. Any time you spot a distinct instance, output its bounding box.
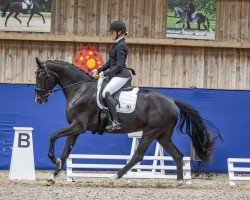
[175,20,182,30]
[36,12,45,24]
[14,12,21,24]
[48,121,83,169]
[5,11,14,27]
[181,22,185,34]
[27,12,35,26]
[47,134,80,185]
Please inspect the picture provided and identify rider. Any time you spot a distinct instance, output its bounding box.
[23,0,32,13]
[187,2,195,22]
[91,21,132,131]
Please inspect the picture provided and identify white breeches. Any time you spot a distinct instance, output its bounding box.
[102,77,130,98]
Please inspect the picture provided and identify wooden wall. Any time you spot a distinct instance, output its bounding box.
[0,0,249,90]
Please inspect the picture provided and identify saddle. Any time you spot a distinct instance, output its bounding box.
[186,12,197,21]
[94,76,139,135]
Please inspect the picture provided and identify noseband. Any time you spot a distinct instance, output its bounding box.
[35,63,59,97]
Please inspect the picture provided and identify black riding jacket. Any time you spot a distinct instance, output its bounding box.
[97,38,131,79]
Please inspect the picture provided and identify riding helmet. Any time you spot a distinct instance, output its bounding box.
[108,21,127,35]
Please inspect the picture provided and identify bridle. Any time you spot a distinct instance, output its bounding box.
[35,63,92,98]
[35,63,59,98]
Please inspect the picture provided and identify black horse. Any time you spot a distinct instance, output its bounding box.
[34,58,221,185]
[2,0,48,27]
[174,6,212,35]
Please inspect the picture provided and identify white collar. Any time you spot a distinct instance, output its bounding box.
[115,37,124,43]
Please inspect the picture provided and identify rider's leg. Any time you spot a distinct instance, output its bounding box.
[187,12,192,21]
[105,92,121,130]
[102,77,130,131]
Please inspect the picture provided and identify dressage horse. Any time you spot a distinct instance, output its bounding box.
[2,0,48,27]
[34,58,221,185]
[174,6,212,35]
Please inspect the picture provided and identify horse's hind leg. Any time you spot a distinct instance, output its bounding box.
[202,23,208,36]
[14,12,21,24]
[114,128,159,180]
[197,22,201,30]
[37,12,45,24]
[156,133,184,181]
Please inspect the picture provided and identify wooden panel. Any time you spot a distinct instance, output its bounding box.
[120,0,130,35]
[0,0,249,91]
[132,0,142,37]
[66,0,75,35]
[240,0,249,42]
[229,0,239,42]
[76,0,89,35]
[0,40,249,90]
[88,0,98,36]
[99,0,109,37]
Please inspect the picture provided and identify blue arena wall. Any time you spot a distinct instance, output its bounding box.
[0,83,250,173]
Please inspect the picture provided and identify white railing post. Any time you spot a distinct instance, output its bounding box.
[183,158,191,184]
[227,158,250,185]
[228,159,235,186]
[152,142,165,174]
[67,157,73,182]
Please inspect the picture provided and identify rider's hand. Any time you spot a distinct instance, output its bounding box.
[92,74,99,79]
[91,69,98,78]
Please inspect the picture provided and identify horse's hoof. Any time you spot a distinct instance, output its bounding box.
[55,158,62,169]
[110,174,119,182]
[176,179,184,185]
[47,176,55,186]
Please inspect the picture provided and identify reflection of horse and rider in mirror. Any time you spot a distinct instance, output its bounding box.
[1,0,49,27]
[167,0,216,37]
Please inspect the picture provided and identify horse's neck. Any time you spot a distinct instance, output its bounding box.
[177,7,184,13]
[48,64,92,99]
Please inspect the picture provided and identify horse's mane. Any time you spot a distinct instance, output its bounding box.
[45,60,96,81]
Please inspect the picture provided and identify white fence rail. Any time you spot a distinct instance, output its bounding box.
[227,158,250,185]
[67,154,191,184]
[66,131,191,184]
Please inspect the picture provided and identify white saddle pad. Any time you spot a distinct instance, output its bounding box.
[191,12,197,19]
[115,87,139,113]
[96,76,139,114]
[22,2,33,10]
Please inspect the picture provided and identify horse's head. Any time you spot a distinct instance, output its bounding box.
[35,57,58,104]
[174,6,184,16]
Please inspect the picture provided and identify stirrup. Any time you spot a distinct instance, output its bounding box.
[106,121,121,131]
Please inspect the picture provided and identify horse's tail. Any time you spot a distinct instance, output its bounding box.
[174,99,222,163]
[2,2,11,17]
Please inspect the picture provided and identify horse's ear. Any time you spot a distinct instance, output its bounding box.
[35,57,43,69]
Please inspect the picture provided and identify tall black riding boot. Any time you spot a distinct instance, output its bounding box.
[105,92,121,131]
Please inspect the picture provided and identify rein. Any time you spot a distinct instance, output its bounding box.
[35,63,94,95]
[52,80,87,93]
